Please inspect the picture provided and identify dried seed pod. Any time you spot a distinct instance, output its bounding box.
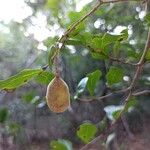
[46,76,70,113]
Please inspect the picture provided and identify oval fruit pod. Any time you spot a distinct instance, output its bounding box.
[46,76,70,113]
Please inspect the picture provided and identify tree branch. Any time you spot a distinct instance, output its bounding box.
[108,55,137,66]
[132,89,150,96]
[78,88,150,102]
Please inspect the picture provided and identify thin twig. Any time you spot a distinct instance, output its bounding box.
[78,88,150,102]
[108,55,137,66]
[133,89,150,96]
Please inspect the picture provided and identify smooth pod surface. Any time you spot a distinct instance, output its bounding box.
[46,77,70,113]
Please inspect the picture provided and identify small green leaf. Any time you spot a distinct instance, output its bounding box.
[87,70,102,95]
[145,49,150,61]
[48,46,57,67]
[106,66,124,86]
[77,122,97,144]
[104,105,124,122]
[102,33,119,47]
[145,13,150,26]
[50,139,72,150]
[0,69,42,90]
[91,52,108,60]
[44,36,58,47]
[68,11,82,23]
[112,110,122,120]
[125,96,137,111]
[35,71,54,85]
[22,91,36,103]
[67,11,85,36]
[0,107,8,123]
[119,29,128,41]
[90,37,103,50]
[46,0,64,16]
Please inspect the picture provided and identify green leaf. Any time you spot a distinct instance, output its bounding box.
[71,23,85,36]
[90,37,103,50]
[101,30,128,48]
[35,71,54,85]
[0,69,42,90]
[112,110,122,121]
[91,52,108,60]
[119,29,128,41]
[22,91,36,103]
[66,39,83,46]
[46,0,65,16]
[145,13,150,26]
[50,139,72,150]
[102,33,119,47]
[87,70,102,95]
[67,11,85,36]
[106,66,124,86]
[145,49,150,61]
[77,122,97,144]
[0,107,8,123]
[67,32,93,46]
[48,46,57,67]
[44,37,58,47]
[104,105,124,122]
[68,11,83,23]
[125,96,137,111]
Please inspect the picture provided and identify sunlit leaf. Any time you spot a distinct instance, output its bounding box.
[35,71,54,85]
[50,139,73,150]
[102,33,119,47]
[77,122,97,144]
[46,0,65,16]
[0,69,43,90]
[67,11,85,36]
[87,70,102,95]
[106,66,124,86]
[90,37,103,50]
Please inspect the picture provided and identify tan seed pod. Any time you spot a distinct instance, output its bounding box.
[46,76,70,113]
